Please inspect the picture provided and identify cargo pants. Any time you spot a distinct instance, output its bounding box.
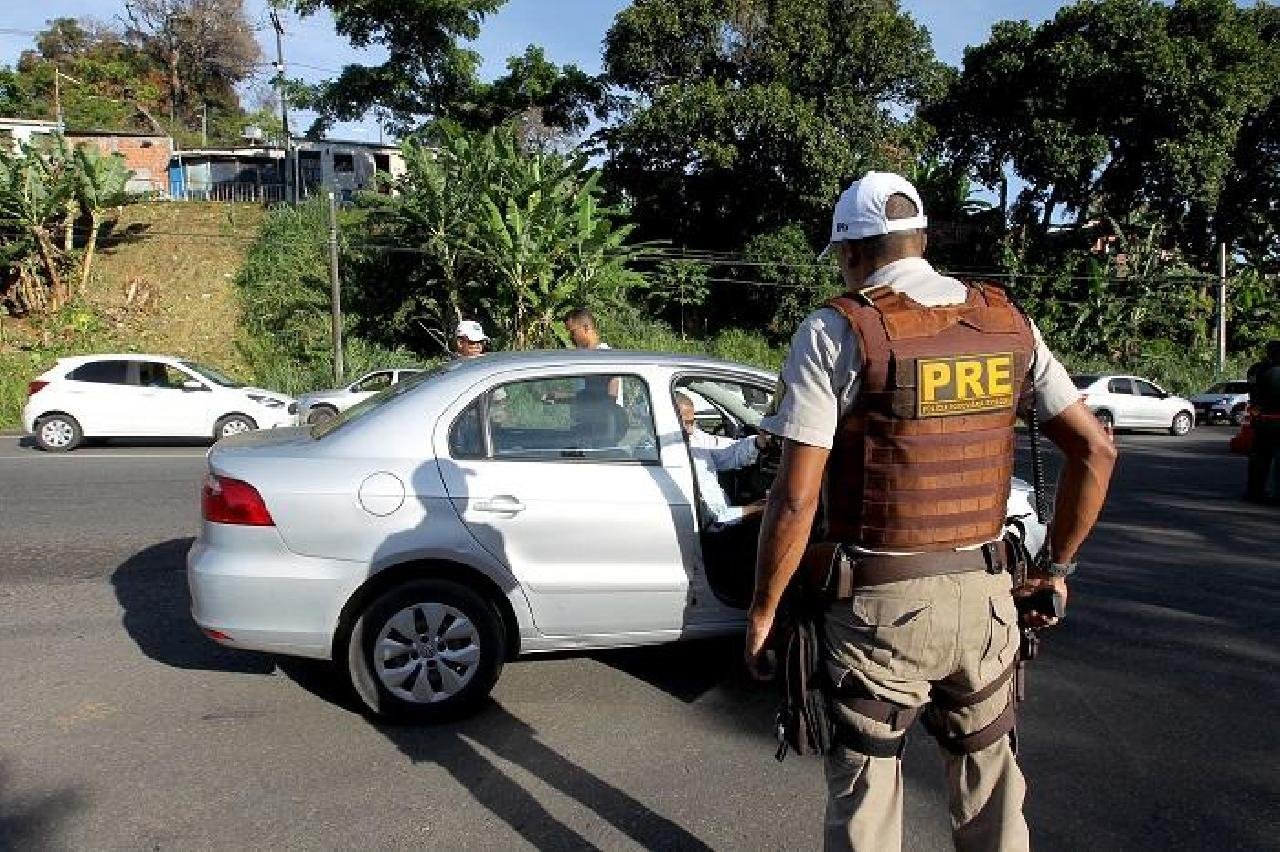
[823,569,1028,852]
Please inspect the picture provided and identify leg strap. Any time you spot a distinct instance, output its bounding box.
[931,661,1016,711]
[924,693,1017,755]
[830,692,922,759]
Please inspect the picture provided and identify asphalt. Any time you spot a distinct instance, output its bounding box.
[0,429,1276,849]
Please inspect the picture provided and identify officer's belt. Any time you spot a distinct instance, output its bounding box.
[804,539,1010,601]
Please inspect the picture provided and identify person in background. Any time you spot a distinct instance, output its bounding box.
[562,307,620,403]
[454,320,490,359]
[1245,339,1280,503]
[564,307,610,351]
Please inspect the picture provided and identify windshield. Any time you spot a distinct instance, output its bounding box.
[1071,375,1100,390]
[182,361,243,388]
[311,366,443,439]
[1207,382,1248,394]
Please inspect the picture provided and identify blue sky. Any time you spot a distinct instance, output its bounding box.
[1,0,1067,139]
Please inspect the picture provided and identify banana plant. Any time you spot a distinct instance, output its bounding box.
[0,139,74,310]
[71,145,133,296]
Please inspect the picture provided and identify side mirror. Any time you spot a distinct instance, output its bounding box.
[182,379,208,392]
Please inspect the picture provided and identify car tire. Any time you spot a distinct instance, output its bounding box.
[306,405,338,426]
[1231,404,1248,427]
[1170,411,1194,436]
[1094,409,1115,430]
[213,414,257,441]
[34,413,83,452]
[346,579,505,722]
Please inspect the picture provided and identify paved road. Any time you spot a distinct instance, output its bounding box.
[0,431,1276,849]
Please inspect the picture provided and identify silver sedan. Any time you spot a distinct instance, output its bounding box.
[188,350,1046,720]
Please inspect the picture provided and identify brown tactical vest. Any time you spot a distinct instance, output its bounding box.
[824,282,1035,552]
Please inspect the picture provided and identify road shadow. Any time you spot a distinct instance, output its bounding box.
[0,762,83,852]
[110,537,274,675]
[275,656,716,851]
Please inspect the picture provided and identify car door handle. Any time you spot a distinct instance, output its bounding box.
[472,496,526,514]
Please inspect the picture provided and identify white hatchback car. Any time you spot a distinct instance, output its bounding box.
[188,350,1047,721]
[295,368,424,425]
[23,354,295,451]
[1073,374,1196,435]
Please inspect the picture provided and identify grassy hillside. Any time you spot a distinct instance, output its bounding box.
[1,202,262,429]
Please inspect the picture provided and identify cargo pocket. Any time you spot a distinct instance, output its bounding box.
[980,595,1019,681]
[843,596,934,679]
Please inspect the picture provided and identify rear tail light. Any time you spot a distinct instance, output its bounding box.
[27,380,49,396]
[202,474,275,526]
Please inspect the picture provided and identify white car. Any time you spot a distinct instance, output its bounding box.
[1073,374,1196,435]
[23,354,295,452]
[188,350,1047,721]
[295,368,424,425]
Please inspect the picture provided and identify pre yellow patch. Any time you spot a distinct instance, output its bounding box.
[916,353,1016,417]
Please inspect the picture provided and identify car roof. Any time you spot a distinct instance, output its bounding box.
[58,353,187,364]
[438,348,777,377]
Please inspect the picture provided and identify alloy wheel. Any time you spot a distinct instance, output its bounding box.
[220,418,252,437]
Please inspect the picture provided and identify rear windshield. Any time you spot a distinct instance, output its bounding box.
[1071,375,1100,389]
[311,365,443,438]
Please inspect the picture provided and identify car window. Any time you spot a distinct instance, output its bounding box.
[355,372,393,393]
[181,361,243,388]
[1135,380,1164,398]
[1225,382,1249,394]
[136,361,190,389]
[449,397,486,459]
[457,375,659,463]
[675,377,775,438]
[66,360,129,384]
[1072,375,1100,390]
[1108,378,1134,395]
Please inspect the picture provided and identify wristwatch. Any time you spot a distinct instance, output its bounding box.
[1034,549,1078,578]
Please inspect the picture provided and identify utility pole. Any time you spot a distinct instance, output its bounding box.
[201,103,208,147]
[269,7,294,204]
[1218,241,1228,374]
[327,192,345,384]
[53,66,63,130]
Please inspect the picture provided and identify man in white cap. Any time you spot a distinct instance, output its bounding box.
[746,171,1116,850]
[453,320,490,359]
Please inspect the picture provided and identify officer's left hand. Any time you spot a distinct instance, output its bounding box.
[744,609,776,680]
[1013,575,1069,629]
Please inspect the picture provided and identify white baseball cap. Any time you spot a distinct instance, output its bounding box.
[455,320,489,342]
[820,171,928,257]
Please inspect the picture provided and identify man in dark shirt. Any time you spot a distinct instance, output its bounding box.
[1245,340,1280,503]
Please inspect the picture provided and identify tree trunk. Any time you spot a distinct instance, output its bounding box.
[168,48,181,128]
[32,226,66,311]
[80,212,101,297]
[63,200,76,252]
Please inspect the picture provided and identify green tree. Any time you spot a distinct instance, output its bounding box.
[599,0,948,250]
[926,0,1280,252]
[290,0,504,135]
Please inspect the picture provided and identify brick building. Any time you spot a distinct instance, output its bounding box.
[65,130,173,194]
[0,118,173,194]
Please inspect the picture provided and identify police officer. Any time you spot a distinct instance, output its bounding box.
[1245,340,1280,503]
[746,171,1117,851]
